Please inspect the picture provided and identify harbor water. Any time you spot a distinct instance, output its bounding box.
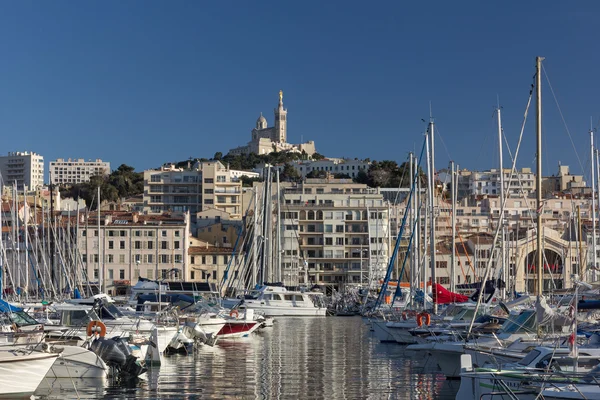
[34,317,459,399]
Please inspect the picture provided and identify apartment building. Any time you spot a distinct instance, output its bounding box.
[0,151,44,191]
[279,179,390,289]
[49,158,110,185]
[77,211,189,295]
[255,158,370,180]
[143,161,244,221]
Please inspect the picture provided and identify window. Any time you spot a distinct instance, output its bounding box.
[108,254,114,263]
[108,230,115,237]
[205,199,214,205]
[174,241,180,249]
[135,231,141,237]
[94,269,99,279]
[204,178,214,183]
[161,241,168,250]
[120,230,126,237]
[436,261,448,269]
[119,254,125,263]
[175,230,180,237]
[135,241,141,249]
[212,256,217,264]
[147,241,154,250]
[217,176,226,182]
[120,241,125,250]
[161,255,169,264]
[108,241,114,250]
[108,269,114,279]
[147,254,153,264]
[162,230,167,237]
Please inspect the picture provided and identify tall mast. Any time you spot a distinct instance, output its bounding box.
[497,104,507,299]
[409,153,414,299]
[536,56,544,296]
[427,119,438,313]
[276,170,281,283]
[24,187,29,299]
[450,161,456,294]
[97,186,103,294]
[591,123,597,282]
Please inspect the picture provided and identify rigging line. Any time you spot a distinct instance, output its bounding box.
[433,126,453,164]
[542,64,586,179]
[392,154,410,205]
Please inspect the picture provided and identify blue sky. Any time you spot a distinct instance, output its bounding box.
[1,1,600,181]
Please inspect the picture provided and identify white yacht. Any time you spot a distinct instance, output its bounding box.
[224,285,327,317]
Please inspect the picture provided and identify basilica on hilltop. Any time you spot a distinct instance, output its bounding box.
[228,91,316,156]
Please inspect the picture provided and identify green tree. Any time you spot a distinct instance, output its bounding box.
[213,151,223,160]
[311,152,325,161]
[280,163,301,182]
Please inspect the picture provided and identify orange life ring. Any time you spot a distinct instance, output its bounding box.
[421,312,431,326]
[416,313,423,327]
[229,310,239,318]
[87,320,107,337]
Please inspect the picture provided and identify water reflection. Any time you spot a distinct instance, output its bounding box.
[34,317,459,399]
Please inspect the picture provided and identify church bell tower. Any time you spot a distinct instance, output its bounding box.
[273,90,287,143]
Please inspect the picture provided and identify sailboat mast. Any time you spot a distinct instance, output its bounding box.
[24,187,29,299]
[497,105,507,299]
[536,56,544,296]
[450,161,456,294]
[276,170,281,284]
[591,124,597,282]
[427,120,438,314]
[97,186,103,294]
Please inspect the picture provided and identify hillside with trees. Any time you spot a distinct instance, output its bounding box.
[59,164,144,210]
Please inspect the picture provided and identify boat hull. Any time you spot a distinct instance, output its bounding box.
[0,352,58,396]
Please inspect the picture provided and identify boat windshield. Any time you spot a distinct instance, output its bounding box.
[99,302,125,319]
[1,311,39,327]
[500,310,536,334]
[518,349,541,366]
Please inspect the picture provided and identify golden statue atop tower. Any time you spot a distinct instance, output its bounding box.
[279,90,283,103]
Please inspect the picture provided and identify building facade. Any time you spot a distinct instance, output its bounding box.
[49,158,110,185]
[0,151,44,191]
[143,161,244,220]
[78,211,190,295]
[279,179,390,289]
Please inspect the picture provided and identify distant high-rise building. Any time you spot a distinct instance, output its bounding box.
[0,151,44,190]
[49,158,111,185]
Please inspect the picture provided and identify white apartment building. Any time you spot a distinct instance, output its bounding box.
[0,151,44,191]
[279,179,390,289]
[255,158,370,180]
[468,168,535,197]
[50,158,110,185]
[144,161,243,221]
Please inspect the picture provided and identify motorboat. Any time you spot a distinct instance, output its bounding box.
[223,285,327,317]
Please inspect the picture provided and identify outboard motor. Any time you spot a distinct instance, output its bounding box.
[90,336,147,378]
